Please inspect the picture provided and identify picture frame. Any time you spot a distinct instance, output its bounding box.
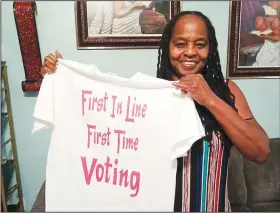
[227,1,280,79]
[75,1,181,49]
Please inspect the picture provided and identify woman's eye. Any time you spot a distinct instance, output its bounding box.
[175,43,185,48]
[196,43,206,48]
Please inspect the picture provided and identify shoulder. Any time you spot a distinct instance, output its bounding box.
[227,80,244,97]
[227,79,247,102]
[226,80,253,118]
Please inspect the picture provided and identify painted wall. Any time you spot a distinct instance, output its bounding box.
[2,1,280,211]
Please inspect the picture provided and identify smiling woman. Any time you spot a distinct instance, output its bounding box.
[41,10,269,212]
[169,15,209,77]
[156,11,269,212]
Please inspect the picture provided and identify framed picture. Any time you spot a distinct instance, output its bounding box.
[75,1,180,49]
[227,1,280,79]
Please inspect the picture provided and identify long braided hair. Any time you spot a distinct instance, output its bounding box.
[157,11,236,145]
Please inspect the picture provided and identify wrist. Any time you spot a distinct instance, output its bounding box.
[204,94,220,109]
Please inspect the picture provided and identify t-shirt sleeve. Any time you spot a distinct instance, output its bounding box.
[32,73,55,134]
[171,92,205,159]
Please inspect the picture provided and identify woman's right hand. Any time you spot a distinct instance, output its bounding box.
[41,51,63,76]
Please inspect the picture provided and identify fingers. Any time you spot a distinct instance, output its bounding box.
[176,75,198,86]
[41,64,55,77]
[180,74,203,86]
[48,53,58,62]
[181,74,203,80]
[45,67,54,75]
[44,53,58,67]
[172,74,203,93]
[172,82,189,93]
[41,52,60,77]
[55,51,63,59]
[44,59,56,72]
[43,55,56,67]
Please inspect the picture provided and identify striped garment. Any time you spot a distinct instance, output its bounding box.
[174,132,232,212]
[112,6,143,34]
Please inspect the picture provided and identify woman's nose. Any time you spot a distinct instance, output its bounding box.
[183,44,197,57]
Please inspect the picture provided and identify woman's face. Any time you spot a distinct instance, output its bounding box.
[169,15,209,77]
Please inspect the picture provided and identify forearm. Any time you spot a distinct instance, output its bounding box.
[205,96,269,163]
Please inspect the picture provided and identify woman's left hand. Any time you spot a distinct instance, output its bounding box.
[172,74,217,107]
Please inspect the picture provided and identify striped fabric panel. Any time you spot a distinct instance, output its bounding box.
[88,2,114,35]
[88,9,104,35]
[218,143,231,211]
[112,9,143,34]
[100,3,114,34]
[224,167,231,212]
[181,132,232,212]
[182,152,191,212]
[189,142,203,211]
[206,133,220,211]
[200,140,210,211]
[213,137,224,212]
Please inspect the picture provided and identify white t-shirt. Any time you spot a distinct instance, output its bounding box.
[32,59,205,211]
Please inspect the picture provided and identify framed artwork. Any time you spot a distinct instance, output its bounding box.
[75,1,180,49]
[227,1,280,79]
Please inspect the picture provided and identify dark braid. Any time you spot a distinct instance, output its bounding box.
[156,11,236,145]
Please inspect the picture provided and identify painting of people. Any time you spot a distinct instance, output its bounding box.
[75,1,180,49]
[227,1,280,78]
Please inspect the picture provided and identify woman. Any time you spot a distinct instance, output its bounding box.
[41,11,270,212]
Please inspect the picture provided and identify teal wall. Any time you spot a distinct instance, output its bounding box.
[2,1,280,211]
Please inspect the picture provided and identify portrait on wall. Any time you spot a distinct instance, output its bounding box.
[75,1,180,49]
[227,1,280,78]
